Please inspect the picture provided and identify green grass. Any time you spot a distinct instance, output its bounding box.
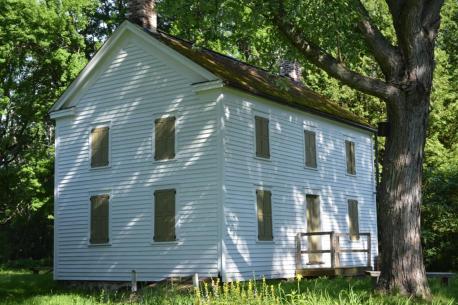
[0,268,456,305]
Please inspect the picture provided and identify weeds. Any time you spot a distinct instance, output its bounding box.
[193,276,457,305]
[0,269,456,305]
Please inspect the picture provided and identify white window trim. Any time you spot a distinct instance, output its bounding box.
[343,135,357,177]
[303,127,319,170]
[252,110,272,161]
[152,112,178,163]
[88,122,112,171]
[254,185,276,243]
[151,185,180,244]
[87,190,112,247]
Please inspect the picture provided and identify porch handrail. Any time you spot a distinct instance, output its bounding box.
[295,231,371,271]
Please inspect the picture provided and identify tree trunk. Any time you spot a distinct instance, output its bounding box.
[376,87,431,298]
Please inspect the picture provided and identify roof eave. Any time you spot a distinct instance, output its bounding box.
[224,82,376,133]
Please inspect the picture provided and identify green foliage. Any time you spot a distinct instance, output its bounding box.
[0,0,94,216]
[421,0,458,272]
[423,162,458,271]
[0,0,97,260]
[0,269,457,305]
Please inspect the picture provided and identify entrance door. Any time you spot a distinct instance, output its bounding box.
[306,195,322,264]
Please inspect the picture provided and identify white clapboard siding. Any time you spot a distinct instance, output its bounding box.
[221,91,378,281]
[55,25,378,283]
[54,39,220,281]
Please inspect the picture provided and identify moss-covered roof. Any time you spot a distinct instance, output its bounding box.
[146,29,373,130]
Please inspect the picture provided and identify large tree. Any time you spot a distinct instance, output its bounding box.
[158,0,446,298]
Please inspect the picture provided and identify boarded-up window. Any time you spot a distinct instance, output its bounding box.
[91,127,109,167]
[154,189,176,242]
[256,190,273,241]
[304,130,317,168]
[155,117,175,161]
[345,140,356,175]
[255,116,270,158]
[348,199,360,240]
[90,194,109,244]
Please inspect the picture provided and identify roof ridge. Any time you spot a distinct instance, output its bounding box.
[153,28,273,74]
[151,28,327,101]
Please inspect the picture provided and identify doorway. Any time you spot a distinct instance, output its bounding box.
[306,194,322,264]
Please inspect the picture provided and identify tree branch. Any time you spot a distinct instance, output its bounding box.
[269,2,399,101]
[354,0,403,78]
[399,0,425,57]
[422,0,444,39]
[385,0,409,50]
[385,0,403,29]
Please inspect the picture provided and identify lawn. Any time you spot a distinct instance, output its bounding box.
[0,268,456,305]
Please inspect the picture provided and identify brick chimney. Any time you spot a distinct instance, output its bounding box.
[127,0,157,31]
[279,60,302,82]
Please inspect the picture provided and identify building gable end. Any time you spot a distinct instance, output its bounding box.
[49,21,217,113]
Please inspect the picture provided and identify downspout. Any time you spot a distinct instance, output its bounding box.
[374,121,388,270]
[375,133,380,191]
[216,93,226,282]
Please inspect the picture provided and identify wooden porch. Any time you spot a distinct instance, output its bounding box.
[295,231,372,277]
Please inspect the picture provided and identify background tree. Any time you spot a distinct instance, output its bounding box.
[0,0,97,260]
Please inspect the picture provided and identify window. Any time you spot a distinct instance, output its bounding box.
[345,140,356,175]
[256,189,273,241]
[154,189,176,242]
[155,117,175,161]
[91,127,109,168]
[255,116,270,158]
[90,194,109,244]
[348,199,360,240]
[304,130,317,168]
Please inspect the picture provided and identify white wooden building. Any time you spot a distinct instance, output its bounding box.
[50,21,378,282]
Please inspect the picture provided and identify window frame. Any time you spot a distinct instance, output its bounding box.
[346,198,360,241]
[344,137,357,176]
[152,186,179,244]
[252,111,271,161]
[88,122,111,170]
[152,112,178,163]
[87,190,112,247]
[303,128,318,170]
[254,187,275,242]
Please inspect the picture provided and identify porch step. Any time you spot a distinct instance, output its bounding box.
[297,266,371,277]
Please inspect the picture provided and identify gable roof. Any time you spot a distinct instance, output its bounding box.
[50,21,373,131]
[144,28,374,131]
